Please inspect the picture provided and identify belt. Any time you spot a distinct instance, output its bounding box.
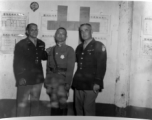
[49,67,67,72]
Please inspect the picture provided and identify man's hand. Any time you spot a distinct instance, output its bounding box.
[64,84,70,98]
[19,78,26,86]
[46,47,51,54]
[93,84,100,94]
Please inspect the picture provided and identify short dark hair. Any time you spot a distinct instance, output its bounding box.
[55,27,67,36]
[79,23,92,29]
[25,23,37,36]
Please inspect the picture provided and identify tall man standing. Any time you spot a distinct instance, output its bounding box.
[44,27,75,116]
[13,23,48,116]
[72,23,107,116]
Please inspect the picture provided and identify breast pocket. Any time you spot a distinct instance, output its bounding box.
[58,52,68,64]
[83,51,94,69]
[38,46,45,53]
[86,49,94,61]
[38,47,46,58]
[25,48,33,59]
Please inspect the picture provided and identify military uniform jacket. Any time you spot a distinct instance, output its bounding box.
[72,39,107,90]
[46,44,75,86]
[13,37,48,86]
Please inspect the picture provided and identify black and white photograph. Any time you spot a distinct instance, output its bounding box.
[0,0,151,120]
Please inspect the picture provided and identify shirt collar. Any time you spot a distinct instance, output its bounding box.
[26,37,38,46]
[84,38,93,45]
[57,42,66,47]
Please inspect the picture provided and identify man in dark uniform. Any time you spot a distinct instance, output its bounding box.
[13,23,48,116]
[72,23,107,116]
[44,27,75,116]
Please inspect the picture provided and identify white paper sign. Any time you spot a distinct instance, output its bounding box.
[90,14,110,34]
[0,12,28,31]
[0,32,25,53]
[40,12,57,32]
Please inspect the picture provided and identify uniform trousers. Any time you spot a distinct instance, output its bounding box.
[16,83,42,117]
[74,89,98,116]
[45,72,68,115]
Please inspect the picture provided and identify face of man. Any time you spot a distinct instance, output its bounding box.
[27,24,38,39]
[55,29,67,43]
[80,24,92,41]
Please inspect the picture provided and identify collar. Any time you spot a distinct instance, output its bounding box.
[83,38,93,49]
[56,42,66,47]
[29,37,37,42]
[80,38,95,47]
[84,38,93,45]
[26,37,39,46]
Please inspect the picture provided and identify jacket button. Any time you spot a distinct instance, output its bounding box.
[82,53,84,55]
[35,60,38,64]
[81,57,83,59]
